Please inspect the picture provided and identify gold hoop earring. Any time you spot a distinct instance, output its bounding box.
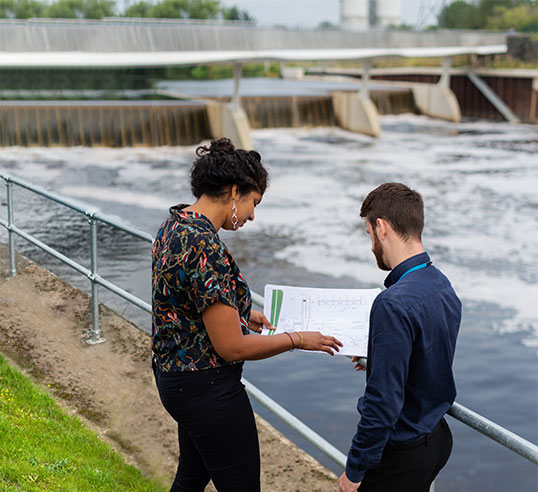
[231,200,238,229]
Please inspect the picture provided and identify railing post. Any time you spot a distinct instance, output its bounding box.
[439,56,452,88]
[6,180,16,277]
[87,214,105,345]
[232,62,243,113]
[361,59,372,100]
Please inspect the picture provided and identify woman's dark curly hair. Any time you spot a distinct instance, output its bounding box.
[190,138,268,199]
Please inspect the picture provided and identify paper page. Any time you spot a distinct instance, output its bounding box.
[263,284,381,357]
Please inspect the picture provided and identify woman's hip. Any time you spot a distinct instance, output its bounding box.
[155,363,247,422]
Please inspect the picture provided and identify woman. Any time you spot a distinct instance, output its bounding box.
[152,137,342,492]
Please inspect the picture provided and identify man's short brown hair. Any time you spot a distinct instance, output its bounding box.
[360,182,424,241]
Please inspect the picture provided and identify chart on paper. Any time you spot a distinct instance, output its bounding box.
[263,284,381,357]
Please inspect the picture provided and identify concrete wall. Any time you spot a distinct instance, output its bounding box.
[411,84,461,122]
[331,91,380,137]
[0,19,507,52]
[206,101,253,150]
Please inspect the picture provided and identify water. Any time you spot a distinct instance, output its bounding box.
[1,114,537,491]
[157,77,406,97]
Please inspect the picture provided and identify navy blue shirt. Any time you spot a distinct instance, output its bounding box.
[346,252,461,483]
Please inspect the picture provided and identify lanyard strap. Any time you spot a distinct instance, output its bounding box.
[397,262,431,283]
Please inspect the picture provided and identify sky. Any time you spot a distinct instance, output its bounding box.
[220,0,444,29]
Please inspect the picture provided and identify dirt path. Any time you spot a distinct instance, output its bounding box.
[0,244,338,491]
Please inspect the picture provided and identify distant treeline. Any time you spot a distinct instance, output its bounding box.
[0,0,253,21]
[0,63,283,93]
[438,0,537,33]
[1,0,536,34]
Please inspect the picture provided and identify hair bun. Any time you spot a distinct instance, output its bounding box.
[210,137,235,154]
[195,137,235,158]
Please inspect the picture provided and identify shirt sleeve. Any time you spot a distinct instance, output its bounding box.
[345,298,414,483]
[183,232,237,314]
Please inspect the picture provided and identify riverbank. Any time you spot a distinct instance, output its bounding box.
[0,243,338,491]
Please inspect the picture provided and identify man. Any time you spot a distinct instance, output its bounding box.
[339,182,461,492]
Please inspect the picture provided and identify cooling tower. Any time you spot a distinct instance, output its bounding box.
[340,0,369,30]
[376,0,402,27]
[340,0,401,29]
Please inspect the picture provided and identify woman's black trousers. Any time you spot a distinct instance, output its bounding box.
[155,363,260,492]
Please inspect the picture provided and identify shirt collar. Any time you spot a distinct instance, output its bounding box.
[384,251,431,288]
[170,204,217,235]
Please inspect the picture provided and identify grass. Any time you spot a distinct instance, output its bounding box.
[298,54,538,70]
[0,353,166,492]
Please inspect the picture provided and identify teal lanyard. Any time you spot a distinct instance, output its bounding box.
[397,262,430,283]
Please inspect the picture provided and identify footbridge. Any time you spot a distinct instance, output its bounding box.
[0,19,509,144]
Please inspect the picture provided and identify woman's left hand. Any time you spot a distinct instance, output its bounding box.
[248,310,274,333]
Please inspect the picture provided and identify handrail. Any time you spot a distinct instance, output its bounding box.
[447,402,538,465]
[1,173,537,473]
[0,173,347,467]
[3,174,154,243]
[352,359,538,467]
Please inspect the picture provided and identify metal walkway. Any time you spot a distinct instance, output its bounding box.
[0,19,507,68]
[0,19,506,52]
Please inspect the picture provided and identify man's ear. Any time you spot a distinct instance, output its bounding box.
[375,217,390,239]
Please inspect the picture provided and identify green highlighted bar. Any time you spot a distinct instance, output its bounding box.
[269,289,283,335]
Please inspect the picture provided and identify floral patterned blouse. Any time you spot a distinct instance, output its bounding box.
[152,204,252,372]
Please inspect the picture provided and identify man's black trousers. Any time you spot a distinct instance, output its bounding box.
[360,418,453,492]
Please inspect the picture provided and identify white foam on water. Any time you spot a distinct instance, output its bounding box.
[1,115,536,349]
[0,145,196,211]
[57,186,174,210]
[248,117,538,349]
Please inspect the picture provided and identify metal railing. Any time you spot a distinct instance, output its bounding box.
[0,174,153,344]
[1,173,537,477]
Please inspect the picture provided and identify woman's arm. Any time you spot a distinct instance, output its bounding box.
[202,302,342,362]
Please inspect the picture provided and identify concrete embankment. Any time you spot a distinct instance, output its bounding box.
[0,243,338,491]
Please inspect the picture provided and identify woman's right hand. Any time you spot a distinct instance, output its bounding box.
[297,331,343,356]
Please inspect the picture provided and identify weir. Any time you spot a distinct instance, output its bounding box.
[0,89,417,147]
[319,67,538,123]
[0,19,510,142]
[0,90,415,147]
[0,101,210,147]
[0,101,206,147]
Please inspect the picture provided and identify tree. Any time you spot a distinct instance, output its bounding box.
[147,0,220,19]
[478,0,515,19]
[124,0,151,17]
[124,0,254,21]
[222,5,252,21]
[0,0,255,21]
[6,0,44,18]
[438,0,537,31]
[44,0,85,18]
[318,20,337,29]
[486,3,538,32]
[187,0,219,19]
[0,0,15,18]
[83,0,114,18]
[438,1,481,29]
[1,0,113,18]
